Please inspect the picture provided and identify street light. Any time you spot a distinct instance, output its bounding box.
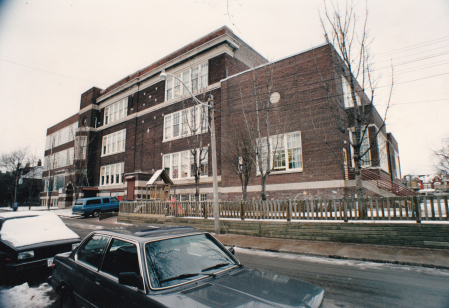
[160,69,220,234]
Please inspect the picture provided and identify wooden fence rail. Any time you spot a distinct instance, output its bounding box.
[120,195,449,222]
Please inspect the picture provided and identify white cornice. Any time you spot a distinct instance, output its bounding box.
[96,34,238,104]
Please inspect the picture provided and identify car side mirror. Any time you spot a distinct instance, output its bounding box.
[119,272,144,290]
[228,247,235,255]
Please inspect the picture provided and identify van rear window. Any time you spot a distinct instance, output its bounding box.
[75,200,84,205]
[86,199,102,205]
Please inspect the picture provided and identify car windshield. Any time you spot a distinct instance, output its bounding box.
[145,234,236,289]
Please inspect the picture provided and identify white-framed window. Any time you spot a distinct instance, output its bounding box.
[102,129,126,156]
[350,129,371,167]
[75,136,87,160]
[163,148,208,180]
[104,98,128,125]
[164,62,209,101]
[394,151,401,179]
[377,133,389,172]
[163,105,208,141]
[45,147,75,171]
[188,194,207,202]
[341,75,361,108]
[45,123,78,150]
[100,162,124,186]
[256,131,303,174]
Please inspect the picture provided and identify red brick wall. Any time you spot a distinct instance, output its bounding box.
[220,45,347,198]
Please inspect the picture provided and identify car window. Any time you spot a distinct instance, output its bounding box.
[75,200,84,205]
[86,199,101,205]
[77,235,110,269]
[111,197,119,203]
[103,198,110,203]
[101,238,140,278]
[145,234,236,289]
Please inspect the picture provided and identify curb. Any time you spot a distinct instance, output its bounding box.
[233,245,449,271]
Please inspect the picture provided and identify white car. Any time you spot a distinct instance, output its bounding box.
[0,211,81,282]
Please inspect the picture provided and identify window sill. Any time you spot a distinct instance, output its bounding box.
[99,183,125,189]
[163,131,208,143]
[256,168,303,176]
[101,150,125,158]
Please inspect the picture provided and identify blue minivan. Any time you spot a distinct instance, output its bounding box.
[72,197,120,218]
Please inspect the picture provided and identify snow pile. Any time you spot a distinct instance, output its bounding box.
[1,212,79,247]
[0,283,54,308]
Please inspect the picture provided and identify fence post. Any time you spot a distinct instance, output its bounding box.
[240,202,245,220]
[414,196,421,223]
[287,199,292,222]
[203,202,207,219]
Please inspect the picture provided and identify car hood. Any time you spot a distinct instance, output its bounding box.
[0,214,80,248]
[155,268,324,308]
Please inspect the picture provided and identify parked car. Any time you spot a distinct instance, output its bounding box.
[50,226,324,308]
[72,197,120,218]
[0,211,81,282]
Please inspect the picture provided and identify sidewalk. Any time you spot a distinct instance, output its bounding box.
[214,233,449,270]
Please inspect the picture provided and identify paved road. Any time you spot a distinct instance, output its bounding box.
[235,247,449,308]
[9,216,448,308]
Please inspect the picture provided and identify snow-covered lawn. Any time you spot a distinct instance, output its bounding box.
[0,206,77,217]
[0,283,55,308]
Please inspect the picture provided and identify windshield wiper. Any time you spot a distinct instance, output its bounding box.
[160,272,215,284]
[201,263,233,272]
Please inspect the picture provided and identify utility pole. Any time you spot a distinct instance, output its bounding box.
[209,95,220,234]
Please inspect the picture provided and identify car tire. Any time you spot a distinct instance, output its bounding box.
[60,290,75,308]
[92,210,100,218]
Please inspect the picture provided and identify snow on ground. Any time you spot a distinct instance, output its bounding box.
[1,206,78,217]
[0,283,54,308]
[234,247,449,276]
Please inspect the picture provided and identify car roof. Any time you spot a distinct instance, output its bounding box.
[76,197,106,201]
[91,226,206,243]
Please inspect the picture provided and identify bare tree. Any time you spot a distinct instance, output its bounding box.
[318,0,393,197]
[173,92,211,202]
[434,137,449,176]
[223,128,255,201]
[242,63,287,200]
[69,128,92,202]
[0,147,34,204]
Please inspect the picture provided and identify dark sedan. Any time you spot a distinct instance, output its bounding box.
[50,226,324,308]
[0,211,81,283]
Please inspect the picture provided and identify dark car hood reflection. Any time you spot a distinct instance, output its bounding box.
[158,268,324,308]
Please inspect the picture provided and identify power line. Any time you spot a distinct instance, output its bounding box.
[377,36,449,56]
[0,58,107,86]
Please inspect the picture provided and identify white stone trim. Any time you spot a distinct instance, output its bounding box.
[96,35,238,104]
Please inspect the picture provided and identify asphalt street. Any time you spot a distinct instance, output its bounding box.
[61,216,449,308]
[3,215,449,308]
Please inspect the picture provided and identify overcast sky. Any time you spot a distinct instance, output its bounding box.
[0,0,448,176]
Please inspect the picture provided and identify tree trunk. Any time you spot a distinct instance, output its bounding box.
[261,175,267,201]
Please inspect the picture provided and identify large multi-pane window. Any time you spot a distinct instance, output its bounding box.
[102,130,126,156]
[104,98,128,125]
[164,105,208,141]
[164,62,208,101]
[350,130,371,167]
[100,162,124,186]
[45,123,78,150]
[163,148,208,180]
[256,131,303,174]
[44,148,75,171]
[341,76,361,108]
[378,133,389,172]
